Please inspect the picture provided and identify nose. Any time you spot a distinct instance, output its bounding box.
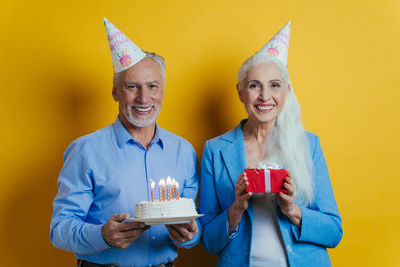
[258,85,272,101]
[137,88,151,104]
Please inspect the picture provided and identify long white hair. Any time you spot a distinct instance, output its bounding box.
[238,54,314,206]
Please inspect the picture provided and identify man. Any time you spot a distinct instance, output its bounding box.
[50,18,200,267]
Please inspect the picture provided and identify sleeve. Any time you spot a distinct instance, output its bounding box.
[291,135,343,248]
[199,141,238,255]
[173,144,202,249]
[49,142,110,254]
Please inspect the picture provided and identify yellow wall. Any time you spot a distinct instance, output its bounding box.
[1,0,399,266]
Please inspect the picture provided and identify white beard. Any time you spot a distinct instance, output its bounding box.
[124,104,161,128]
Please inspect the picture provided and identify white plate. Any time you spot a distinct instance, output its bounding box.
[128,214,204,225]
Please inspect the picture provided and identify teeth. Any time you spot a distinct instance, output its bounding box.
[256,105,273,110]
[134,106,152,112]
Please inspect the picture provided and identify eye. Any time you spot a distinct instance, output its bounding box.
[149,84,158,89]
[248,83,260,89]
[271,82,281,88]
[127,84,138,89]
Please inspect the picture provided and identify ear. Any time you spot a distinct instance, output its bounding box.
[287,82,291,91]
[236,83,244,103]
[112,86,118,102]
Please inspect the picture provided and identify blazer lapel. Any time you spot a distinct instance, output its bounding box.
[220,122,254,221]
[220,125,247,188]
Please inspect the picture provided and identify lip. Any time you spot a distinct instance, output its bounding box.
[255,103,275,113]
[132,105,153,116]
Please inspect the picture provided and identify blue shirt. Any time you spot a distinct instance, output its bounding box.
[50,118,201,267]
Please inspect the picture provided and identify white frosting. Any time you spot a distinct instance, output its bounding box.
[134,198,198,219]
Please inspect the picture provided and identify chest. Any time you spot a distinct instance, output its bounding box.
[244,139,266,168]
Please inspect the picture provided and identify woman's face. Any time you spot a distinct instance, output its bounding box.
[238,61,289,126]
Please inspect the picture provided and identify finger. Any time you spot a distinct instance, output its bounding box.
[166,225,185,242]
[279,192,293,202]
[238,181,249,194]
[239,192,252,201]
[283,182,295,196]
[111,213,130,223]
[186,219,198,233]
[121,221,147,231]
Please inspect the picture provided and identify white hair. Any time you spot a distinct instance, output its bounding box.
[113,51,166,89]
[238,54,314,205]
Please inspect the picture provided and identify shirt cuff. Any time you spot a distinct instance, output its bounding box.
[85,224,111,252]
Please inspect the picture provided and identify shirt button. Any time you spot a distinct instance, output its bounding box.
[152,236,156,240]
[287,245,292,253]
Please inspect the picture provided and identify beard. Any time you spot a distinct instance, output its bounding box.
[123,104,161,128]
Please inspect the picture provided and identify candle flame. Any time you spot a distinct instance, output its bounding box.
[172,178,176,185]
[151,181,155,189]
[166,176,172,185]
[176,181,179,189]
[159,178,165,186]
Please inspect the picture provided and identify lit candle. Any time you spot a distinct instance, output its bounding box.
[172,178,176,200]
[158,180,162,201]
[176,181,180,200]
[150,181,155,202]
[160,179,166,201]
[166,176,172,201]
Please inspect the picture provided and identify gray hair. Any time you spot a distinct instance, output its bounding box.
[237,54,289,89]
[239,53,314,205]
[113,51,166,89]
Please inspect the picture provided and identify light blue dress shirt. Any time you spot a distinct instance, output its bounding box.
[50,117,201,267]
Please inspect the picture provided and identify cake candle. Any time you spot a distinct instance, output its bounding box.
[150,181,155,202]
[166,176,172,201]
[160,179,166,201]
[172,178,176,200]
[176,181,180,200]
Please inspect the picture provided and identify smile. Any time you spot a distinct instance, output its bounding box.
[133,106,152,112]
[255,104,274,112]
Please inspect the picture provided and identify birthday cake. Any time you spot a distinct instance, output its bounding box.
[134,198,198,219]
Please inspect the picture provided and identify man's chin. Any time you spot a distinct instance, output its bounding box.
[126,115,157,128]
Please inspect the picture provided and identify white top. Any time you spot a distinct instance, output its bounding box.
[250,194,288,267]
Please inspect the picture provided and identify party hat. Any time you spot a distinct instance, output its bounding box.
[103,17,146,73]
[256,21,291,66]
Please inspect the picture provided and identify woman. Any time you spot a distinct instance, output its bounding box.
[199,22,343,267]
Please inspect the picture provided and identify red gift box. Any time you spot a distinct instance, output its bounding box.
[245,168,288,193]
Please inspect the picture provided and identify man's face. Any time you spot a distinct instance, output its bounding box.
[113,57,165,128]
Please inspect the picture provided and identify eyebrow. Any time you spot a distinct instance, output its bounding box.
[146,80,160,84]
[124,80,160,85]
[247,79,282,84]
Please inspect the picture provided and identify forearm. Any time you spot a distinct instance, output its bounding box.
[50,218,109,254]
[284,204,302,228]
[228,203,245,234]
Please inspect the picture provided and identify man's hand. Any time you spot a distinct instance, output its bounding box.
[165,219,198,243]
[102,213,150,249]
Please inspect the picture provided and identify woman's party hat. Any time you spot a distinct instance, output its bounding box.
[256,21,291,66]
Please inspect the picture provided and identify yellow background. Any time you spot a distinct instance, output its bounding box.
[1,0,399,266]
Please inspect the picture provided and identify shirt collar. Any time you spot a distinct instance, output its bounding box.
[113,117,164,149]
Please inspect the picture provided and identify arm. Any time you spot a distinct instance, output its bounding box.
[291,135,343,248]
[169,147,201,249]
[199,141,240,255]
[49,142,110,254]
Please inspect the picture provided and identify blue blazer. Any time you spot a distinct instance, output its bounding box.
[199,122,343,267]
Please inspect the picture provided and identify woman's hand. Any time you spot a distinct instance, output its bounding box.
[228,172,252,234]
[277,173,302,228]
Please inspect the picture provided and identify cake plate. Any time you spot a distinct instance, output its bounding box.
[128,214,204,225]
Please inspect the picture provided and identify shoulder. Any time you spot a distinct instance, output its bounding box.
[305,131,324,162]
[65,124,115,156]
[158,127,195,152]
[204,126,239,152]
